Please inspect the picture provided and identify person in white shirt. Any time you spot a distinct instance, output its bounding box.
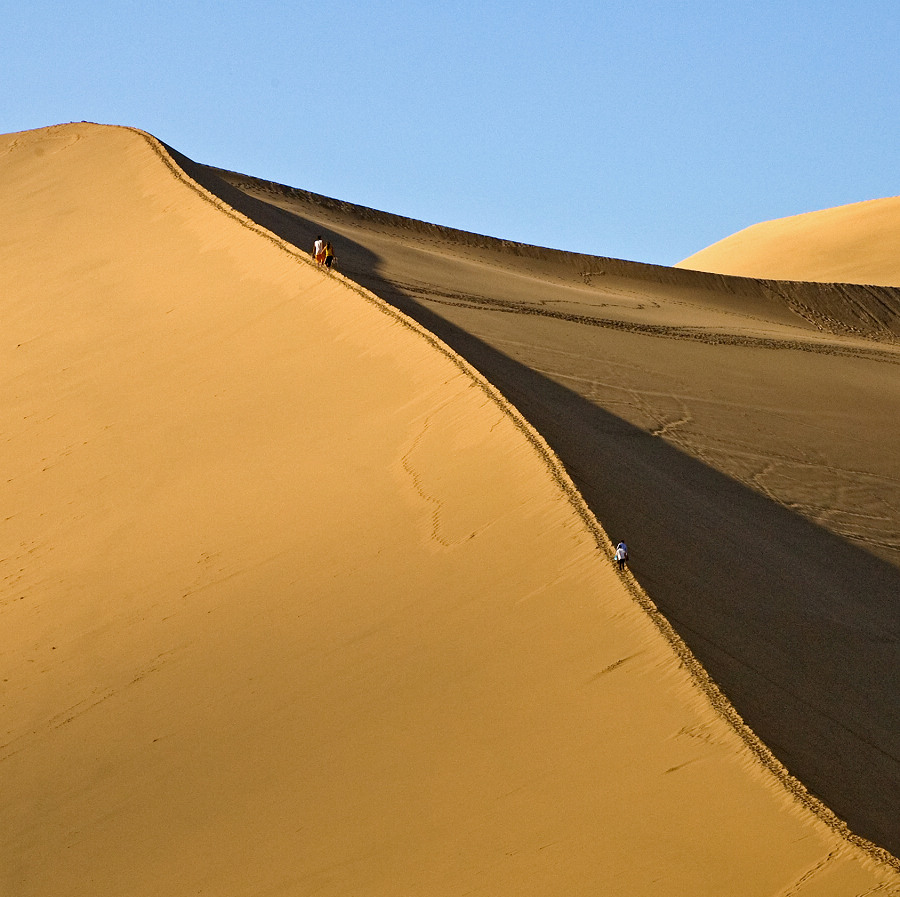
[313,235,325,264]
[614,542,628,570]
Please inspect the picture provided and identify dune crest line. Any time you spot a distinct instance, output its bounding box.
[137,125,898,870]
[197,137,900,855]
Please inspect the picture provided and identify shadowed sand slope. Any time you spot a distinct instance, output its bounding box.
[677,195,900,287]
[190,161,900,858]
[1,124,898,895]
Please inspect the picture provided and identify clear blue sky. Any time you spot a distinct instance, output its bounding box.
[5,0,899,266]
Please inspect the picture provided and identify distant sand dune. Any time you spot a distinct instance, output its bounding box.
[677,195,900,287]
[1,123,898,895]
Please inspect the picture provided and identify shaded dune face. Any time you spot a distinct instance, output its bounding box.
[1,123,898,895]
[676,195,900,287]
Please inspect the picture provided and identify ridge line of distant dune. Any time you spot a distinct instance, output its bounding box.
[206,166,900,343]
[126,126,898,871]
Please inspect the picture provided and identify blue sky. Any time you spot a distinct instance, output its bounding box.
[5,0,899,266]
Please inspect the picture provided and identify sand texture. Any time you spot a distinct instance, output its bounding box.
[677,195,900,287]
[2,123,898,895]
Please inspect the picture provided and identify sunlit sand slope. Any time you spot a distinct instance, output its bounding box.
[1,123,897,894]
[196,162,900,857]
[677,195,900,287]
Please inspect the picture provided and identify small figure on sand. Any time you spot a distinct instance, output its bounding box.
[313,235,325,265]
[614,541,628,570]
[324,241,336,269]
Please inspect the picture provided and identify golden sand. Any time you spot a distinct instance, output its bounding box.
[2,123,897,894]
[677,195,900,286]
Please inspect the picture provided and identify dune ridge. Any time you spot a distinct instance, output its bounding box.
[161,115,890,846]
[2,122,898,893]
[179,149,900,856]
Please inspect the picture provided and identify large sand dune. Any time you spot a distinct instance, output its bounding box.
[1,123,898,894]
[676,195,900,286]
[198,157,900,855]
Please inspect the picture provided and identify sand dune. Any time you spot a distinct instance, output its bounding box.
[1,123,898,894]
[676,195,900,287]
[193,160,900,855]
